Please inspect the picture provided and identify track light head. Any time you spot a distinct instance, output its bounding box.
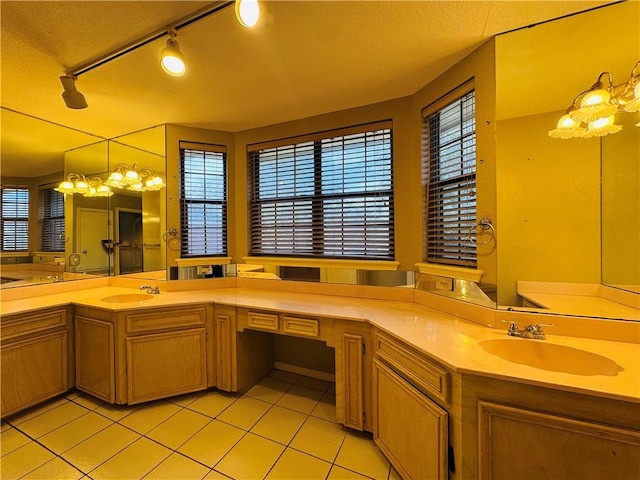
[160,32,186,77]
[60,75,88,109]
[236,0,260,28]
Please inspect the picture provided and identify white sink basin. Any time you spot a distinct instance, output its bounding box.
[100,293,155,303]
[480,338,623,376]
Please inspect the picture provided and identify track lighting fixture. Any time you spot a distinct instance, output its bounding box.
[60,75,88,109]
[236,0,260,28]
[59,1,263,108]
[160,30,186,77]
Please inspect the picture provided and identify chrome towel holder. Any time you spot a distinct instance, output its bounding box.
[468,217,495,246]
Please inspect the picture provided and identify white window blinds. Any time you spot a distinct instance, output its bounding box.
[1,186,29,251]
[422,86,477,267]
[39,186,65,252]
[179,143,227,257]
[248,122,394,260]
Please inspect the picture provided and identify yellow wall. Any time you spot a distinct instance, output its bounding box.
[496,111,601,305]
[165,124,235,266]
[601,111,640,288]
[163,38,497,280]
[412,39,497,286]
[233,97,416,268]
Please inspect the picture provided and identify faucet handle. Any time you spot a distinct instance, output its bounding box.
[534,323,553,332]
[500,320,519,334]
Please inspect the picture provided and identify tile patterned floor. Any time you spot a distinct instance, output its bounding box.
[1,370,400,480]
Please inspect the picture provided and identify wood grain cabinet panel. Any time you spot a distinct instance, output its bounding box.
[374,331,449,405]
[247,311,279,332]
[215,305,237,392]
[341,333,365,430]
[1,331,68,417]
[75,316,115,403]
[126,329,207,404]
[478,401,640,480]
[374,359,448,480]
[125,307,207,333]
[282,316,319,338]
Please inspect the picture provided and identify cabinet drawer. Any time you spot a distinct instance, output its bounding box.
[1,308,67,341]
[374,331,449,404]
[126,306,206,333]
[282,316,319,338]
[247,311,279,332]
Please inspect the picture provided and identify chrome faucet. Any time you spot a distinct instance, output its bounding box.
[140,284,160,294]
[502,320,552,340]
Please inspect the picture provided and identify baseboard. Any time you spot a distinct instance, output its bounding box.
[273,362,335,382]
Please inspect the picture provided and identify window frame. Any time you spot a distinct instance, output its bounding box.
[247,121,394,261]
[178,142,228,258]
[422,81,478,268]
[39,185,66,252]
[1,185,30,252]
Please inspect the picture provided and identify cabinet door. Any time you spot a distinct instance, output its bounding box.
[373,359,448,480]
[126,329,207,404]
[75,316,115,403]
[479,401,640,480]
[341,333,364,430]
[215,306,236,392]
[1,331,68,417]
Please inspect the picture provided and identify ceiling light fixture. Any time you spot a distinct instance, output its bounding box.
[549,60,640,140]
[160,30,186,77]
[236,0,260,28]
[106,163,165,192]
[60,75,88,109]
[55,174,113,197]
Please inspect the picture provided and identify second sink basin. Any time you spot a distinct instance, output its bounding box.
[479,338,624,376]
[101,293,155,303]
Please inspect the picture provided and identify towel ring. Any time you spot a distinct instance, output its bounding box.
[162,228,180,242]
[468,217,495,246]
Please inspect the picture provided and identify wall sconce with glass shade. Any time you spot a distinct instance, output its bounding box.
[549,60,640,139]
[105,163,165,192]
[55,174,113,197]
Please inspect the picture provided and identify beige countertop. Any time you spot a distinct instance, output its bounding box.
[2,285,639,404]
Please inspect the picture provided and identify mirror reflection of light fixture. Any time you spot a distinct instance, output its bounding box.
[550,60,640,139]
[569,72,618,124]
[236,0,260,28]
[106,163,165,192]
[55,174,113,197]
[59,75,88,109]
[160,30,186,77]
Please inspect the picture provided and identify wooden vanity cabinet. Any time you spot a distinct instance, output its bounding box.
[1,307,73,418]
[372,328,450,480]
[335,321,372,431]
[461,374,640,480]
[75,304,213,405]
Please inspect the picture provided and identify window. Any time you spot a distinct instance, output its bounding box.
[248,121,394,260]
[1,186,29,251]
[422,84,477,267]
[39,186,65,252]
[179,143,227,257]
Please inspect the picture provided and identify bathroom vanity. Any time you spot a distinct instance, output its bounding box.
[1,282,639,479]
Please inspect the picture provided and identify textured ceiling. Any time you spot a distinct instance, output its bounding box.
[0,0,618,177]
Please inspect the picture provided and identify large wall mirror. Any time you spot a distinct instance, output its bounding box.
[0,108,167,287]
[1,108,107,287]
[494,2,639,320]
